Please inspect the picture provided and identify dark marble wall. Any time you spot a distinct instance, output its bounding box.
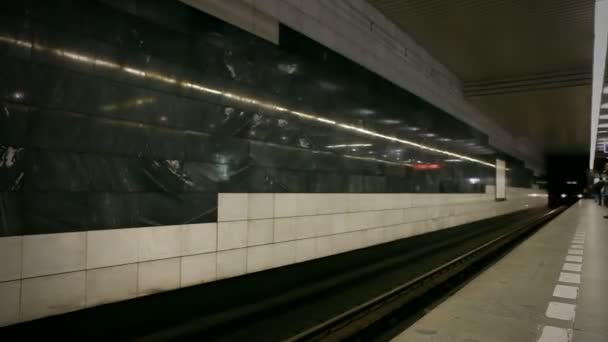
[0,0,531,236]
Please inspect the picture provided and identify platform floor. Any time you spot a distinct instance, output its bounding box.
[393,200,608,342]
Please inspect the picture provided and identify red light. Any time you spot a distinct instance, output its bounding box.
[412,163,441,170]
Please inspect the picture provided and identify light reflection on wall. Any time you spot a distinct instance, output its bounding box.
[0,34,496,168]
[101,97,156,112]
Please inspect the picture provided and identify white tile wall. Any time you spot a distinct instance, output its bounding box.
[217,248,247,279]
[87,228,138,269]
[86,264,137,307]
[331,213,348,234]
[274,193,298,217]
[247,244,274,273]
[181,223,217,256]
[315,235,333,258]
[0,236,21,281]
[22,232,86,278]
[273,241,296,268]
[248,193,274,219]
[138,258,180,296]
[295,238,317,262]
[4,188,546,326]
[181,253,217,287]
[20,271,85,321]
[218,221,248,250]
[0,280,20,326]
[218,193,248,221]
[139,226,181,262]
[248,219,274,246]
[274,217,297,242]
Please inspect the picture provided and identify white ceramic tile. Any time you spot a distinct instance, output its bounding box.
[0,280,20,327]
[138,258,180,296]
[345,212,365,232]
[217,248,247,279]
[274,193,298,217]
[331,213,348,234]
[553,284,578,300]
[86,264,137,307]
[295,238,317,262]
[248,193,274,219]
[385,209,403,226]
[247,219,274,246]
[273,241,296,268]
[295,216,317,239]
[218,193,248,221]
[403,207,428,223]
[138,225,181,262]
[318,194,347,214]
[347,193,364,212]
[331,233,351,254]
[274,217,296,242]
[537,326,572,342]
[0,236,21,281]
[180,253,216,287]
[87,228,138,269]
[217,221,248,251]
[562,263,582,273]
[247,244,274,273]
[546,301,576,321]
[291,194,317,216]
[22,232,86,278]
[559,272,581,284]
[315,236,333,258]
[181,223,217,256]
[314,215,333,237]
[363,227,384,247]
[21,271,86,322]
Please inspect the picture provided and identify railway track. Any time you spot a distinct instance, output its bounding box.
[286,207,564,341]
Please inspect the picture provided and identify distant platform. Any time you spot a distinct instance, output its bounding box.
[393,200,608,342]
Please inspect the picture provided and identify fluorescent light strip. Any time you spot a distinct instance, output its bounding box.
[0,34,496,168]
[590,1,608,168]
[326,144,372,148]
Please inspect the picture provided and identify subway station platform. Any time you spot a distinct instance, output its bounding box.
[393,200,608,342]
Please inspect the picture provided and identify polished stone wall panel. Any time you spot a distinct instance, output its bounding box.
[0,0,534,236]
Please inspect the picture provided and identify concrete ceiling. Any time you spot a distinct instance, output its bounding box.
[367,0,594,157]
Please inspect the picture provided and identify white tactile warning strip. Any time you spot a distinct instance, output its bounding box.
[537,325,573,342]
[537,226,585,342]
[562,263,582,272]
[559,272,581,284]
[553,284,578,300]
[565,255,583,263]
[546,302,577,321]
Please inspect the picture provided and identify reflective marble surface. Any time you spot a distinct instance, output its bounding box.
[0,0,532,235]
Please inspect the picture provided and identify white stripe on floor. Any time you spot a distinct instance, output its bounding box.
[553,284,579,299]
[537,325,573,342]
[546,302,576,321]
[559,272,581,284]
[562,263,582,272]
[570,244,583,249]
[568,249,584,255]
[565,255,583,263]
